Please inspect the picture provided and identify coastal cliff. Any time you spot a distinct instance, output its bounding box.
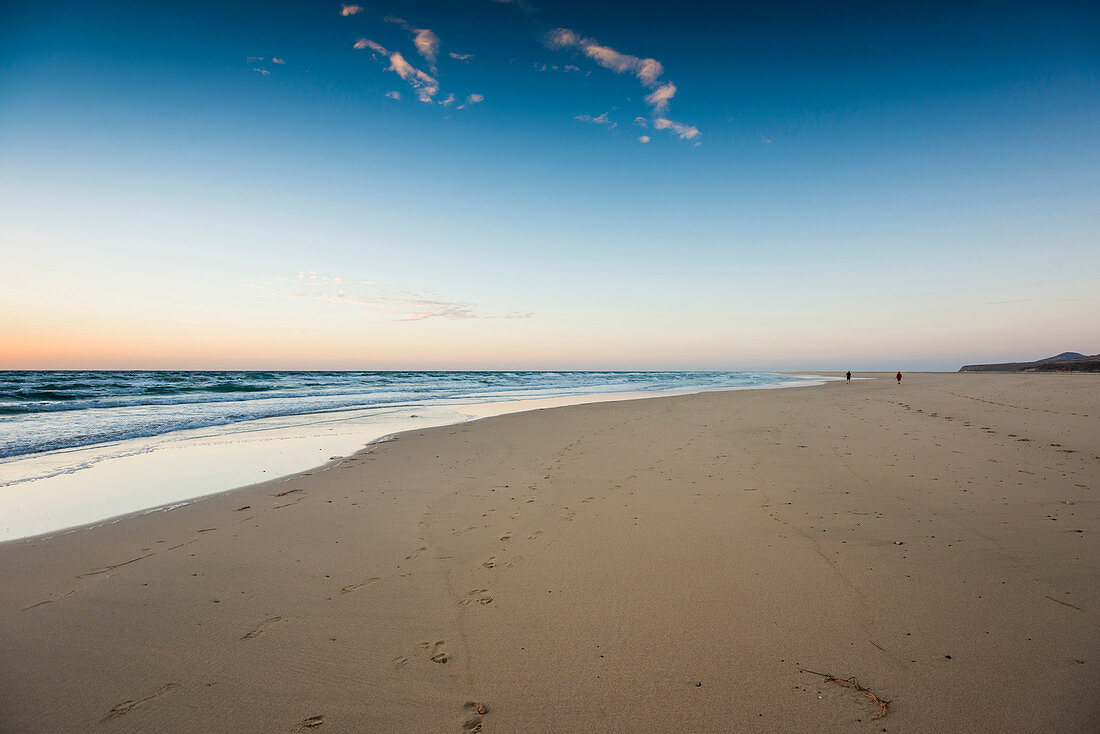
[960,352,1100,373]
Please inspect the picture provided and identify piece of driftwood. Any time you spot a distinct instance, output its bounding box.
[800,668,890,720]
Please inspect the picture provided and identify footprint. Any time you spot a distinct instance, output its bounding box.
[405,547,427,560]
[420,640,449,664]
[482,557,497,569]
[99,683,179,724]
[340,578,381,594]
[462,701,489,731]
[500,534,512,542]
[460,589,493,606]
[241,616,284,640]
[393,656,409,669]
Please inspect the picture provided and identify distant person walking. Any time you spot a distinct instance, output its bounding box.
[896,371,902,384]
[846,371,851,383]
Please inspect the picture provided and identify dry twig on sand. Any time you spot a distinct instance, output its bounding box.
[800,668,890,720]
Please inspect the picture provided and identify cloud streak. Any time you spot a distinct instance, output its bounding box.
[457,93,484,109]
[340,4,363,16]
[385,16,441,70]
[575,112,616,129]
[388,52,440,102]
[644,82,675,113]
[653,117,700,140]
[354,38,386,53]
[546,29,664,89]
[545,27,698,141]
[260,273,532,322]
[355,39,440,102]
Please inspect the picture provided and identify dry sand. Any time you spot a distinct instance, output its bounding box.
[0,373,1096,733]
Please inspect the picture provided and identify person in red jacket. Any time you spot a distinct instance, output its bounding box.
[896,371,902,384]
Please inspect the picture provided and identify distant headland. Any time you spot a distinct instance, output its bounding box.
[959,352,1100,372]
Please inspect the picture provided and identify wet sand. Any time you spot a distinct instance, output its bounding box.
[0,373,1096,732]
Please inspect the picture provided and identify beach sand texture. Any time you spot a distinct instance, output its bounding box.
[0,373,1096,733]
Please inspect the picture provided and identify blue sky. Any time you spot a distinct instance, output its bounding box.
[1,0,1097,370]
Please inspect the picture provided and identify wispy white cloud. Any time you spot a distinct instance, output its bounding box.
[456,93,484,110]
[546,29,663,90]
[388,52,440,102]
[394,301,477,321]
[356,39,440,102]
[534,62,574,73]
[643,82,675,114]
[385,16,440,70]
[340,4,363,16]
[545,27,699,142]
[258,273,532,322]
[253,68,271,76]
[634,58,664,86]
[449,52,473,61]
[653,117,700,140]
[246,56,264,63]
[354,38,387,53]
[638,135,650,143]
[575,112,616,129]
[412,29,440,68]
[272,57,286,65]
[385,90,401,100]
[440,93,456,106]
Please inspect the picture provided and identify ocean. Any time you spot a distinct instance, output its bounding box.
[0,370,809,460]
[0,370,821,541]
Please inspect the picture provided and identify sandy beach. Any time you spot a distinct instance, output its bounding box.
[0,373,1096,733]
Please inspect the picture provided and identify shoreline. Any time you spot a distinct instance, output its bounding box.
[0,374,829,544]
[0,373,1095,732]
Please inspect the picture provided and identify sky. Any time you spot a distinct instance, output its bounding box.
[1,0,1097,371]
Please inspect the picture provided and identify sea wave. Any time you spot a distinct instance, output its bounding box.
[0,371,807,460]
